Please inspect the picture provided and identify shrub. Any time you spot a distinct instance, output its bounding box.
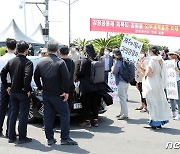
[0,46,6,56]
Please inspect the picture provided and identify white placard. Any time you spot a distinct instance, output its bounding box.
[165,60,178,100]
[108,73,119,102]
[120,35,143,64]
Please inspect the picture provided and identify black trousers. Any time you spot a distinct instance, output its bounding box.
[137,82,147,105]
[67,86,75,112]
[104,71,110,83]
[9,93,30,140]
[43,95,70,140]
[0,84,11,135]
[81,92,101,120]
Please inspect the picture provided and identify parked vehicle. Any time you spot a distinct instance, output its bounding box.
[27,56,108,122]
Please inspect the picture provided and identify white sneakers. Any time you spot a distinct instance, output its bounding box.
[173,114,180,120]
[172,112,176,118]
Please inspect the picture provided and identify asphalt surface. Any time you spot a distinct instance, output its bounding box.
[0,86,180,154]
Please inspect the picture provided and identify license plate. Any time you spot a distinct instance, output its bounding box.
[73,103,82,109]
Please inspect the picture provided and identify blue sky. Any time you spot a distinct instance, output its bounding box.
[0,0,180,49]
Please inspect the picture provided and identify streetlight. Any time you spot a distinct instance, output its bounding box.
[52,0,79,46]
[19,0,49,46]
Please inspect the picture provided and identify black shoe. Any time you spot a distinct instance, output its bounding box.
[8,138,17,143]
[48,138,57,145]
[79,120,91,128]
[18,137,32,144]
[92,119,98,127]
[61,138,78,145]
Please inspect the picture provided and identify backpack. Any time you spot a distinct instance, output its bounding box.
[90,61,105,84]
[121,59,135,83]
[177,61,180,70]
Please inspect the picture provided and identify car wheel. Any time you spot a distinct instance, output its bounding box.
[38,103,44,116]
[99,99,108,114]
[28,99,36,123]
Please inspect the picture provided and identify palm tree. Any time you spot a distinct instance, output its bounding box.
[73,38,91,51]
[92,37,117,52]
[109,34,124,47]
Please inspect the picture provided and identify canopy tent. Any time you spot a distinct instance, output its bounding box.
[0,19,42,46]
[30,24,45,45]
[30,24,62,46]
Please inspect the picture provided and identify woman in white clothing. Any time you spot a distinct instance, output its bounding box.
[142,46,171,129]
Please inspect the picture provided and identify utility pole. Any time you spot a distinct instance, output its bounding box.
[52,0,79,46]
[68,0,71,46]
[20,0,49,46]
[44,0,49,47]
[23,0,27,34]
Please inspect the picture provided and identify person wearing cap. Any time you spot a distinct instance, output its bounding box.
[34,40,78,146]
[168,50,180,120]
[142,46,171,129]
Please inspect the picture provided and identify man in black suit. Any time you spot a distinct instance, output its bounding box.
[1,40,33,144]
[34,40,78,146]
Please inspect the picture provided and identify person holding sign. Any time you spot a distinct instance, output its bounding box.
[142,46,171,129]
[168,50,180,120]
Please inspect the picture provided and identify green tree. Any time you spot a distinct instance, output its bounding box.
[108,34,124,47]
[73,38,91,51]
[91,37,117,52]
[0,46,6,56]
[132,36,149,52]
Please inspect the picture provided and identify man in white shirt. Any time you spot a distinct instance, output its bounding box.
[0,38,16,137]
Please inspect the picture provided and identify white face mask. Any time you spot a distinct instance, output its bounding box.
[104,50,109,55]
[71,48,76,52]
[138,53,144,59]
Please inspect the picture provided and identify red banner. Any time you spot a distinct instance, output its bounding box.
[90,18,180,37]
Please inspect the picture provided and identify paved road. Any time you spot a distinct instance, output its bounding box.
[0,86,180,154]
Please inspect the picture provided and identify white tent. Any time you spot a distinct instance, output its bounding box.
[0,19,42,45]
[30,24,45,45]
[30,24,62,46]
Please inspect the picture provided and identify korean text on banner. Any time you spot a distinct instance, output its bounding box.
[165,60,178,100]
[119,35,143,64]
[108,73,119,102]
[90,18,180,37]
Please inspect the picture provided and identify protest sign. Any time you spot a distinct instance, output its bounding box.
[120,35,143,64]
[108,73,119,102]
[165,60,178,99]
